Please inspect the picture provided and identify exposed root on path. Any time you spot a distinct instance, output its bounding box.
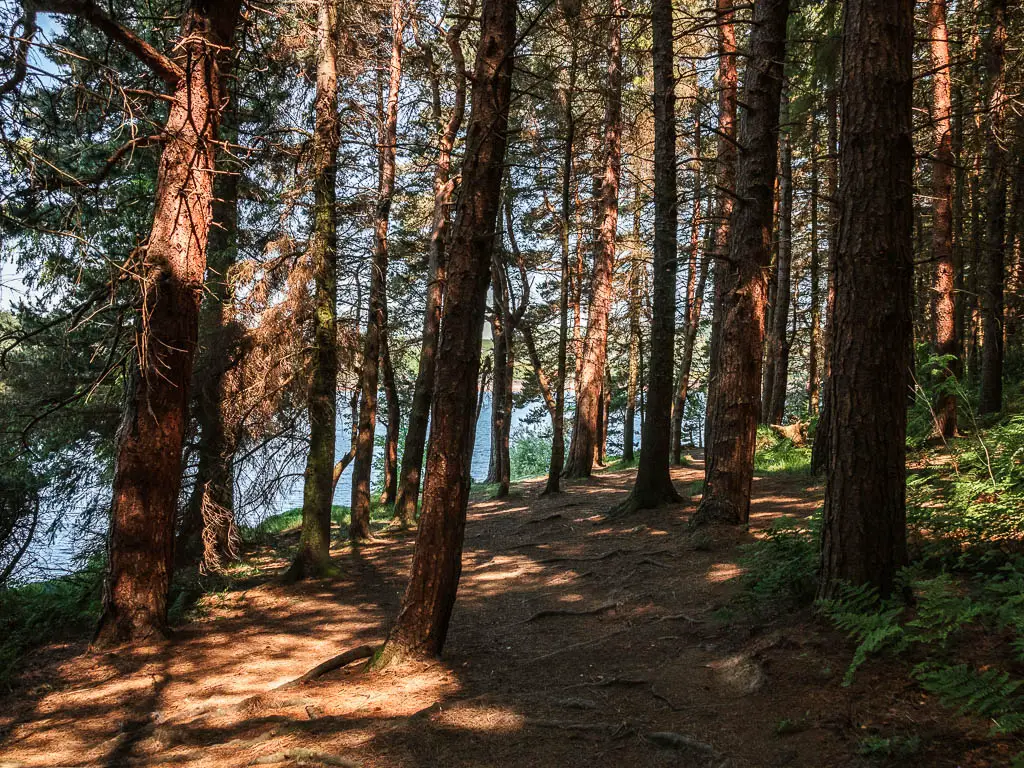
[523,601,617,622]
[250,748,360,767]
[276,644,378,690]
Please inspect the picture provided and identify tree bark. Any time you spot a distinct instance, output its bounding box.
[703,0,737,453]
[179,73,243,573]
[374,0,515,665]
[767,86,793,425]
[817,0,914,599]
[563,0,622,479]
[613,0,681,512]
[672,105,705,465]
[694,0,789,526]
[808,111,821,416]
[351,0,404,539]
[94,0,242,644]
[811,90,840,473]
[379,329,400,505]
[929,0,957,437]
[394,9,469,526]
[979,0,1007,414]
[542,11,578,494]
[287,0,341,581]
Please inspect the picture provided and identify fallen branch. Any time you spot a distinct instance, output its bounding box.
[275,645,377,690]
[523,601,617,622]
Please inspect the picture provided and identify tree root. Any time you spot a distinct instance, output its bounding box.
[526,628,628,663]
[524,718,633,737]
[564,675,648,689]
[275,644,377,690]
[647,731,718,757]
[250,749,359,767]
[538,548,628,564]
[523,601,617,622]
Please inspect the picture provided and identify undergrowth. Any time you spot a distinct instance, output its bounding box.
[738,407,1024,757]
[753,426,811,474]
[0,558,103,689]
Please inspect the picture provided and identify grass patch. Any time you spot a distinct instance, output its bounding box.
[0,560,103,689]
[753,426,811,474]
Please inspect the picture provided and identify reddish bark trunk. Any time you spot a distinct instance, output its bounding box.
[375,0,515,664]
[930,0,957,437]
[703,0,737,453]
[695,0,789,526]
[351,0,404,538]
[95,0,241,644]
[563,0,622,479]
[817,0,914,599]
[393,10,468,525]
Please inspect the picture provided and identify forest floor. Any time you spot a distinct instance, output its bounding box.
[0,454,1004,768]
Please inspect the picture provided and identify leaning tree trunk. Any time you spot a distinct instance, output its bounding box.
[694,0,789,527]
[614,0,681,513]
[351,0,404,539]
[563,0,622,479]
[95,0,241,645]
[287,0,341,581]
[703,0,737,452]
[930,0,957,437]
[393,9,469,526]
[767,86,793,425]
[817,0,914,599]
[979,0,1007,415]
[374,0,515,665]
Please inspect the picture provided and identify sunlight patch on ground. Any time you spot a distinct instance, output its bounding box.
[706,562,743,583]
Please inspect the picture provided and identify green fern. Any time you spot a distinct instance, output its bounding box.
[915,664,1024,733]
[818,583,906,685]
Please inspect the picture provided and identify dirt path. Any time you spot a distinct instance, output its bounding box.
[0,457,990,767]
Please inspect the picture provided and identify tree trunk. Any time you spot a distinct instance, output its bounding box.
[808,112,821,416]
[811,91,840,473]
[703,0,737,453]
[614,0,681,513]
[563,0,622,479]
[374,0,515,665]
[393,10,468,526]
[95,0,241,645]
[179,76,243,573]
[817,0,914,599]
[379,329,400,505]
[694,0,789,527]
[979,0,1007,415]
[286,0,341,581]
[672,105,704,465]
[623,208,641,463]
[929,0,957,437]
[543,13,577,494]
[767,86,793,425]
[351,0,404,539]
